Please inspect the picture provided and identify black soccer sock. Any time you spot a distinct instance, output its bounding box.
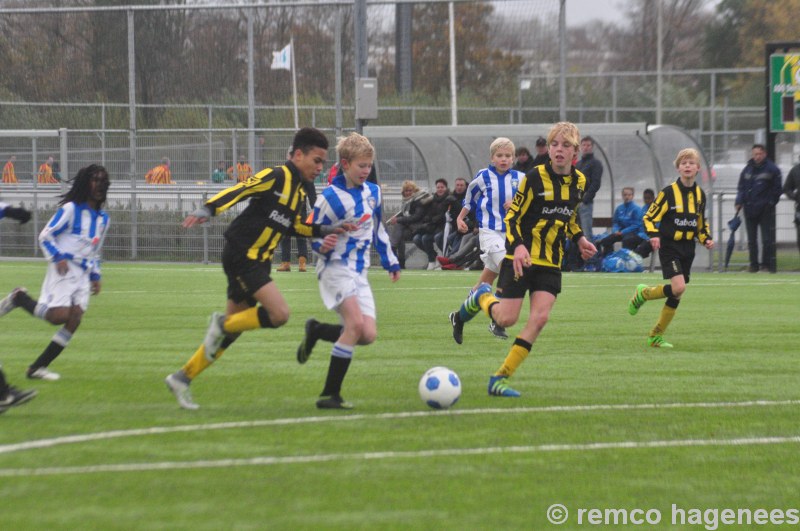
[320,346,353,397]
[220,332,241,350]
[317,322,344,342]
[13,290,37,315]
[0,367,9,396]
[28,328,71,372]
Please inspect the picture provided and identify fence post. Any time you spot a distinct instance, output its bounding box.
[202,191,209,265]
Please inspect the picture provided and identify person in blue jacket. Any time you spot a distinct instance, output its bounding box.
[735,144,783,273]
[598,186,644,256]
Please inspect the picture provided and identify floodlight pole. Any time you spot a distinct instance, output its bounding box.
[558,0,566,121]
[354,0,368,133]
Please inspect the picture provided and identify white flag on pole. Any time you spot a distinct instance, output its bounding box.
[271,43,292,71]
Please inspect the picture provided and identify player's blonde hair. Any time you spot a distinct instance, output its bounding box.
[673,148,700,168]
[336,132,375,162]
[490,137,515,157]
[546,122,580,148]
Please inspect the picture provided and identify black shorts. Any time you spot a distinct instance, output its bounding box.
[658,240,695,283]
[222,243,272,306]
[496,258,562,298]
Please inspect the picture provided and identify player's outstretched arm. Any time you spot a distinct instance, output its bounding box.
[182,206,212,228]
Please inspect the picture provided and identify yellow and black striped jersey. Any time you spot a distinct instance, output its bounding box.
[643,179,710,244]
[206,161,319,262]
[505,163,586,269]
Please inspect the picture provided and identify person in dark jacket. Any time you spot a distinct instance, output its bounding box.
[530,137,550,167]
[387,180,431,269]
[735,144,783,273]
[783,159,800,256]
[513,147,536,174]
[575,136,603,238]
[414,178,452,269]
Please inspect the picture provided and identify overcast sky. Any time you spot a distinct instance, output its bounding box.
[565,0,625,26]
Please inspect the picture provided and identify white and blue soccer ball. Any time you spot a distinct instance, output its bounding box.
[418,366,461,410]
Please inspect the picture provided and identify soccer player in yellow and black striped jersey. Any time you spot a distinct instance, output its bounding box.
[628,148,714,348]
[164,128,349,410]
[449,122,598,397]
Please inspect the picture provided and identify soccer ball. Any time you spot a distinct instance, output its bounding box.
[418,366,461,410]
[622,249,644,272]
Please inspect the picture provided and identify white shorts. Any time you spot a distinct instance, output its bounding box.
[39,261,92,311]
[478,228,506,273]
[318,263,376,319]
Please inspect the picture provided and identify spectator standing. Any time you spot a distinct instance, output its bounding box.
[37,156,58,184]
[277,177,316,272]
[597,187,644,256]
[783,159,800,257]
[228,155,253,183]
[513,147,535,174]
[145,157,174,184]
[3,155,18,184]
[735,144,783,273]
[211,160,227,183]
[531,137,550,167]
[575,136,603,237]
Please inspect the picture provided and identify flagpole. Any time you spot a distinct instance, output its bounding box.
[291,36,298,129]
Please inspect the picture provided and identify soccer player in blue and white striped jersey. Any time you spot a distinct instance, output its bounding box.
[297,132,400,409]
[452,137,524,339]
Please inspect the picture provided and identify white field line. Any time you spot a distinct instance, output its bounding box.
[1,435,799,478]
[0,399,797,457]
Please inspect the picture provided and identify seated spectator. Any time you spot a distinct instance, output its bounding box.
[439,177,468,256]
[211,160,227,183]
[227,155,253,183]
[145,157,174,184]
[633,188,656,258]
[387,180,431,269]
[413,179,454,270]
[437,223,480,270]
[597,187,644,256]
[513,147,535,174]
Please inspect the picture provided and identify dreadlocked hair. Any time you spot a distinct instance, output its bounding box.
[59,164,109,208]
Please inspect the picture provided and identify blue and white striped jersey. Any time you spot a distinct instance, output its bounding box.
[39,201,110,281]
[312,174,400,275]
[463,165,524,232]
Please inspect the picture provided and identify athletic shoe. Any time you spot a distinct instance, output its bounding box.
[628,283,647,315]
[488,320,508,339]
[449,311,464,345]
[165,373,199,410]
[442,263,461,270]
[316,394,354,410]
[26,367,60,381]
[647,335,673,348]
[203,312,226,361]
[0,287,26,318]
[297,318,320,365]
[488,375,520,397]
[436,256,452,266]
[0,386,37,414]
[464,282,491,316]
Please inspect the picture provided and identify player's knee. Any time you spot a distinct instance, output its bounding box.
[359,324,377,345]
[268,307,290,327]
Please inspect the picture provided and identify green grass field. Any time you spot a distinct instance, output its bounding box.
[1,261,798,530]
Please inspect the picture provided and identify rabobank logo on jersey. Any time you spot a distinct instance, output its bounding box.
[269,210,292,228]
[542,205,573,217]
[674,218,697,227]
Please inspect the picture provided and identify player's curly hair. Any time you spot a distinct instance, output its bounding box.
[59,164,109,208]
[291,127,329,155]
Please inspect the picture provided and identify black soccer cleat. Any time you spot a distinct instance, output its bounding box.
[449,311,464,345]
[0,386,37,414]
[297,318,320,364]
[316,394,354,410]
